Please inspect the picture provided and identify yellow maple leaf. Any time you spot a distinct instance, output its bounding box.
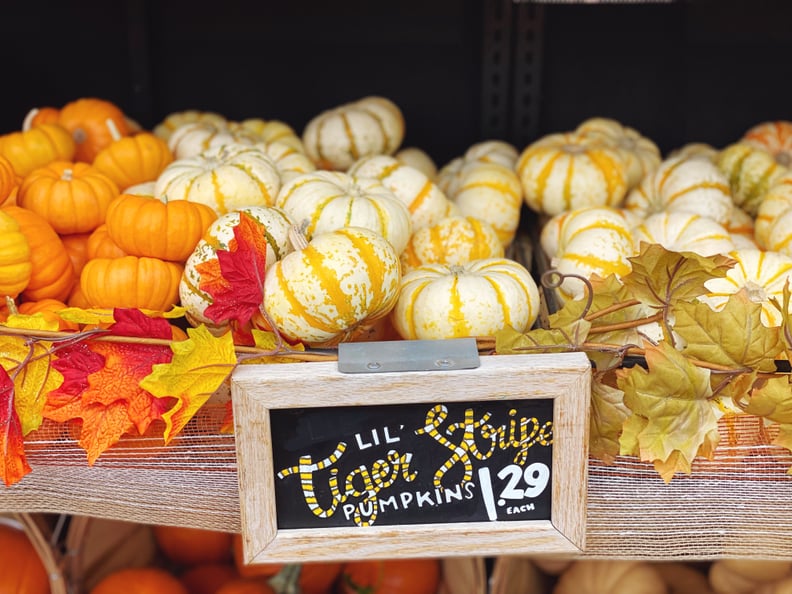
[244,329,306,364]
[619,413,647,458]
[675,291,782,372]
[590,381,630,464]
[744,376,792,424]
[139,325,237,443]
[3,313,60,332]
[616,342,722,481]
[495,320,592,355]
[622,243,735,308]
[0,335,63,435]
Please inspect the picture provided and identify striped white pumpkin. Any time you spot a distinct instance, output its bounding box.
[234,119,304,153]
[155,144,281,215]
[348,154,457,230]
[623,156,733,225]
[255,141,316,184]
[263,226,401,346]
[517,132,629,216]
[716,143,788,216]
[167,121,259,160]
[726,206,758,250]
[179,206,294,331]
[755,173,792,248]
[450,161,523,246]
[436,140,519,198]
[765,207,792,256]
[540,206,636,260]
[667,142,719,163]
[742,120,792,167]
[274,170,412,255]
[153,110,228,141]
[123,180,157,197]
[400,215,504,273]
[700,248,792,327]
[577,117,661,189]
[632,211,735,257]
[391,258,540,340]
[395,147,437,180]
[302,96,404,171]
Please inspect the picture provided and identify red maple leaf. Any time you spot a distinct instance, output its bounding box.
[0,366,31,486]
[108,308,173,339]
[198,212,270,329]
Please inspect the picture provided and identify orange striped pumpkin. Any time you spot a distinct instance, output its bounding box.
[400,215,504,273]
[155,144,281,215]
[263,226,401,346]
[391,258,539,340]
[716,143,787,216]
[623,155,733,225]
[540,206,637,260]
[726,207,758,250]
[86,224,128,260]
[517,132,629,216]
[700,248,792,327]
[395,147,437,180]
[764,208,792,257]
[302,96,404,170]
[0,155,17,203]
[0,123,76,177]
[755,173,792,248]
[742,120,792,167]
[275,170,412,255]
[348,154,457,230]
[631,211,735,257]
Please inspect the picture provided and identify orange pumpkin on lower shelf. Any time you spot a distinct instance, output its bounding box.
[0,520,51,594]
[340,558,441,594]
[89,567,188,594]
[153,524,233,567]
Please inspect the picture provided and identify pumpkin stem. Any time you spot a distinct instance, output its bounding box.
[267,563,302,594]
[21,108,39,132]
[449,264,466,275]
[288,224,309,251]
[105,118,122,142]
[61,168,74,182]
[5,296,18,316]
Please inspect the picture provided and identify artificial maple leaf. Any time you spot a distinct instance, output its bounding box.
[675,290,783,373]
[3,313,60,332]
[743,376,792,424]
[495,320,592,355]
[622,243,735,309]
[220,400,234,434]
[76,401,135,465]
[618,413,648,458]
[770,280,792,360]
[0,334,63,436]
[58,305,187,326]
[616,342,721,482]
[244,329,306,364]
[590,381,630,464]
[198,212,270,329]
[108,308,173,339]
[0,366,31,486]
[140,325,237,442]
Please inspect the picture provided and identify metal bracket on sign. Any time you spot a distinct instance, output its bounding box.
[337,338,481,374]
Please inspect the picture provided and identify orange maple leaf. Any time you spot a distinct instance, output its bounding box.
[0,366,31,486]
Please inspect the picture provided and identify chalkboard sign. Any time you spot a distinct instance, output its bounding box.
[232,349,590,563]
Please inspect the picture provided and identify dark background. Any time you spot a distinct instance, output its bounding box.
[3,1,791,167]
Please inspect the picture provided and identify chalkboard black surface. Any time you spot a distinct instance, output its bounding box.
[271,399,553,529]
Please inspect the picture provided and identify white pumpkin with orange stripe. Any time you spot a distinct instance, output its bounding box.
[716,142,787,216]
[263,226,401,346]
[517,132,629,216]
[764,207,792,257]
[153,110,228,141]
[699,248,792,328]
[395,147,437,180]
[400,215,504,273]
[726,206,758,250]
[234,119,304,153]
[155,144,281,215]
[436,140,519,198]
[348,154,457,230]
[391,258,539,340]
[302,96,404,171]
[755,173,792,248]
[576,117,661,189]
[540,206,637,260]
[180,205,295,330]
[623,155,733,225]
[167,121,259,159]
[275,170,412,255]
[742,120,792,167]
[255,141,316,183]
[632,211,735,257]
[667,142,719,162]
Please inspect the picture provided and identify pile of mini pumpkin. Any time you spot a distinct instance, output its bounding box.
[0,95,542,348]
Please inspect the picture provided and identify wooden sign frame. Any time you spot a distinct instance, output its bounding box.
[231,351,591,563]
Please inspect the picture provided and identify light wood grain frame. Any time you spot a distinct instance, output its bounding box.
[231,351,591,563]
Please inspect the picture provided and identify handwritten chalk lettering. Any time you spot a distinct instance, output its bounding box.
[277,443,417,527]
[343,482,476,521]
[415,405,553,488]
[354,425,402,450]
[506,503,535,515]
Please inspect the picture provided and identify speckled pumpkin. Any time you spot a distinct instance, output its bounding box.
[391,258,539,340]
[167,122,258,160]
[517,132,629,216]
[263,226,401,346]
[155,144,281,215]
[632,211,735,257]
[716,142,787,216]
[742,120,792,167]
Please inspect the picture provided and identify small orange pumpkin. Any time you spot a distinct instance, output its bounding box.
[92,131,174,190]
[80,255,183,311]
[58,97,131,162]
[22,107,61,130]
[3,205,74,301]
[0,123,76,177]
[89,567,188,594]
[0,154,17,203]
[17,298,79,331]
[0,521,51,594]
[60,232,91,279]
[0,209,32,298]
[18,161,119,234]
[105,193,217,262]
[86,223,128,259]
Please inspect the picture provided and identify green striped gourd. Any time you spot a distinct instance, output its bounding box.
[155,144,281,215]
[263,226,401,346]
[391,258,539,340]
[716,142,787,216]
